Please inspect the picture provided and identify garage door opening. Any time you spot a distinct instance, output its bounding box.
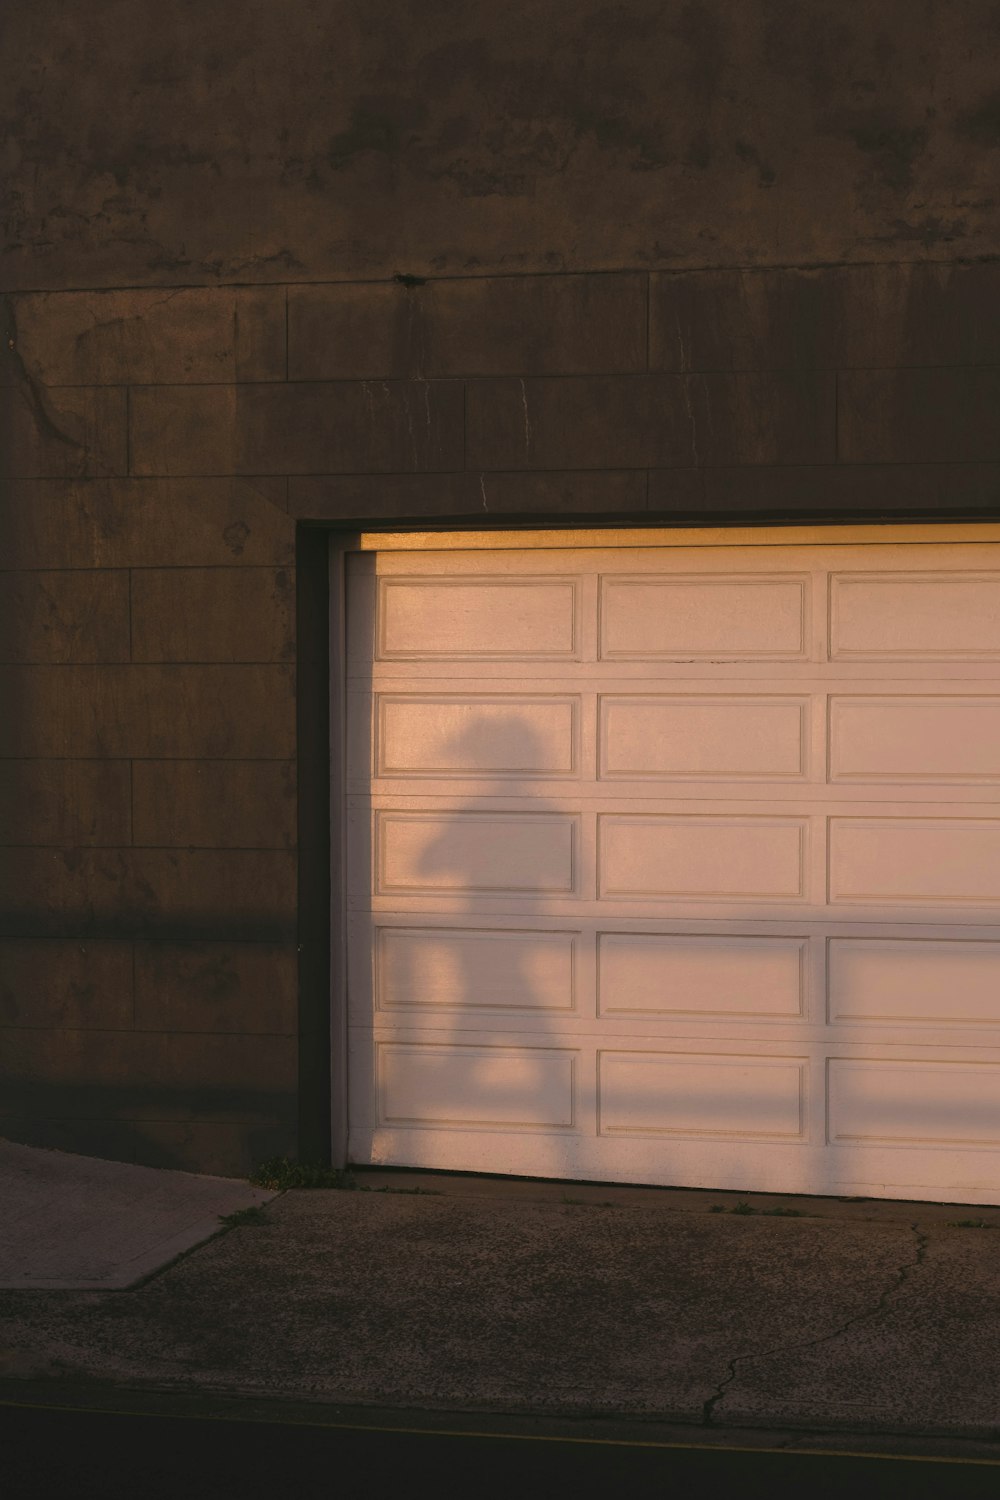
[336,525,1000,1206]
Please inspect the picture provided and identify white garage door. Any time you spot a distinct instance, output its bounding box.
[344,531,1000,1205]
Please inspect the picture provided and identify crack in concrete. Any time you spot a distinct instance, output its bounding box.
[71,288,188,345]
[702,1221,930,1426]
[519,377,533,458]
[3,295,88,461]
[681,372,699,466]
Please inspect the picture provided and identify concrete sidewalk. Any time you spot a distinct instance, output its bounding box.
[2,1153,1000,1444]
[0,1141,274,1290]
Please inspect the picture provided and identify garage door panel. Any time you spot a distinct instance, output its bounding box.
[829,1059,1000,1147]
[373,694,580,778]
[374,810,579,896]
[376,577,580,659]
[831,572,1000,660]
[350,1129,1000,1203]
[829,818,1000,905]
[598,1052,806,1139]
[828,939,1000,1027]
[600,576,808,660]
[830,696,1000,782]
[597,933,805,1019]
[600,815,806,900]
[599,695,807,780]
[377,1042,577,1130]
[373,926,578,1014]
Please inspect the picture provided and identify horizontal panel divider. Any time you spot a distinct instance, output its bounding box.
[347,798,1000,810]
[354,783,1000,802]
[360,1022,1000,1048]
[353,896,1000,921]
[352,914,1000,936]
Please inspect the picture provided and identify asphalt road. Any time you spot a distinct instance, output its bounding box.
[4,1402,1000,1500]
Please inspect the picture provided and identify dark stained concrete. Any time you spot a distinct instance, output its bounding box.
[5,1,1000,290]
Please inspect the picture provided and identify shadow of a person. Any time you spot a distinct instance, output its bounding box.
[371,712,581,1181]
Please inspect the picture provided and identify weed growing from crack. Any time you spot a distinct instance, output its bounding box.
[249,1157,357,1190]
[709,1202,805,1217]
[367,1185,441,1196]
[249,1157,444,1194]
[219,1206,270,1227]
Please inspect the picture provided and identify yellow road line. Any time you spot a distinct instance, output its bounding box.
[1,1398,998,1466]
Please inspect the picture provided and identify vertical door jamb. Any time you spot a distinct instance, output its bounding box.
[328,534,353,1166]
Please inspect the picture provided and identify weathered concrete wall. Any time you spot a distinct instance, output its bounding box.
[5,0,1000,289]
[0,467,299,1172]
[3,1,1000,1176]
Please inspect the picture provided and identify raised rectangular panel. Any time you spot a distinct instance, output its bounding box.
[829,940,1000,1026]
[831,573,1000,659]
[378,1043,576,1128]
[598,934,804,1018]
[600,696,805,780]
[829,1059,1000,1146]
[377,927,576,1012]
[599,1052,804,1138]
[377,695,577,778]
[600,576,806,660]
[600,816,805,900]
[830,697,1000,782]
[830,819,1000,905]
[376,811,577,895]
[377,578,577,659]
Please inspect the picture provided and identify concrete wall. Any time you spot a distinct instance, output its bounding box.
[3,1,1000,1175]
[6,0,1000,287]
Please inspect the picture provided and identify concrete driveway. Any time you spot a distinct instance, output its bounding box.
[2,1153,1000,1444]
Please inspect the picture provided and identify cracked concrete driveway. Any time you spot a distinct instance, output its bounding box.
[3,1175,1000,1437]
